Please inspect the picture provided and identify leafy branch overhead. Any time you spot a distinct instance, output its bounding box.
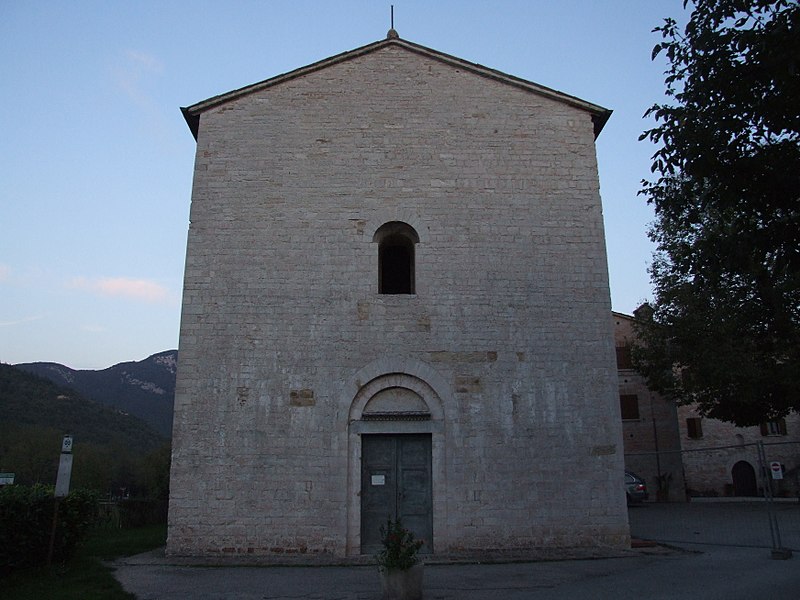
[634,0,800,426]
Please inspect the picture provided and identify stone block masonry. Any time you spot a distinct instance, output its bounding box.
[168,38,628,559]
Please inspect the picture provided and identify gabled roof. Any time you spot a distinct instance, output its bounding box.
[181,32,612,140]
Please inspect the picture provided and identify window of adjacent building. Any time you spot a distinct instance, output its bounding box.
[373,222,419,295]
[686,417,703,439]
[760,419,787,436]
[615,345,633,369]
[619,394,640,420]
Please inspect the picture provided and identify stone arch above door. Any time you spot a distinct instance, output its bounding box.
[344,356,450,424]
[348,371,445,426]
[344,358,448,556]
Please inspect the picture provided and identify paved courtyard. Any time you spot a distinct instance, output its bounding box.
[627,499,800,549]
[113,502,800,599]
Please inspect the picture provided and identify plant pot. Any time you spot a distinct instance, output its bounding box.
[379,563,424,600]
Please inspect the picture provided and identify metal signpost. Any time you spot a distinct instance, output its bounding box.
[47,435,74,567]
[55,435,74,497]
[757,440,792,560]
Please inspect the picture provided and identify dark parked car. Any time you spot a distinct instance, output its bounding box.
[625,470,648,504]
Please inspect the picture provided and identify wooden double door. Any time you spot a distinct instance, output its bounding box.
[360,434,432,554]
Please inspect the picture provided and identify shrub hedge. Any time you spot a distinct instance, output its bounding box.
[0,484,98,571]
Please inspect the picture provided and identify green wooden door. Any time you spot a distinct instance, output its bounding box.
[360,434,432,554]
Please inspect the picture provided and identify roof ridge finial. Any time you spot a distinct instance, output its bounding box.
[387,4,399,39]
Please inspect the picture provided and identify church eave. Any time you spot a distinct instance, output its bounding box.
[181,36,611,141]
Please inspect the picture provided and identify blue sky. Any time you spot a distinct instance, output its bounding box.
[0,1,684,369]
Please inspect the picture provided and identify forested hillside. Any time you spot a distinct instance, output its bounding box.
[0,364,168,494]
[16,350,176,437]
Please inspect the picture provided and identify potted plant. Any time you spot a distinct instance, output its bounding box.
[376,518,424,600]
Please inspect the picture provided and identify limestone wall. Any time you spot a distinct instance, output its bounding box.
[168,44,627,557]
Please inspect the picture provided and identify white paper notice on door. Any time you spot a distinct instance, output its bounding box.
[371,474,386,486]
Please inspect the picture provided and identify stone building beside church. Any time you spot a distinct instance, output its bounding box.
[167,31,629,558]
[613,311,686,502]
[614,309,800,501]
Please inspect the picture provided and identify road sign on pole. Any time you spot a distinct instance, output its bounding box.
[770,461,784,480]
[54,435,73,498]
[49,435,74,566]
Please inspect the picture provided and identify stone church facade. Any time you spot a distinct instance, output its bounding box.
[168,32,629,558]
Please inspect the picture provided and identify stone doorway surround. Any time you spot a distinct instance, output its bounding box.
[344,357,449,556]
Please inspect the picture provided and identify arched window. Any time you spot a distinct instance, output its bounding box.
[373,222,419,294]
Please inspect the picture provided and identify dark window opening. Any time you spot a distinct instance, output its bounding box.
[687,417,703,439]
[615,345,633,369]
[761,419,787,436]
[380,237,414,294]
[620,394,639,420]
[374,222,419,295]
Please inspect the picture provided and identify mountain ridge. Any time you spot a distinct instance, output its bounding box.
[0,363,165,451]
[15,350,177,438]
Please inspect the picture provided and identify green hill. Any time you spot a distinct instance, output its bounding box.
[0,364,167,490]
[0,363,164,450]
[16,350,177,438]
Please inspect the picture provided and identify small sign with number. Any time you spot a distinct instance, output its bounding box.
[55,435,74,497]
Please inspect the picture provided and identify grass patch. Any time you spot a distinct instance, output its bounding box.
[5,525,167,600]
[81,524,167,561]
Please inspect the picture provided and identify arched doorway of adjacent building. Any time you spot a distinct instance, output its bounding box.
[731,460,757,496]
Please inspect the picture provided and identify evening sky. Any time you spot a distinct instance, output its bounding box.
[0,0,683,368]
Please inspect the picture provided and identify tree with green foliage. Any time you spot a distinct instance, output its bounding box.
[135,442,171,502]
[0,426,61,485]
[635,0,800,426]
